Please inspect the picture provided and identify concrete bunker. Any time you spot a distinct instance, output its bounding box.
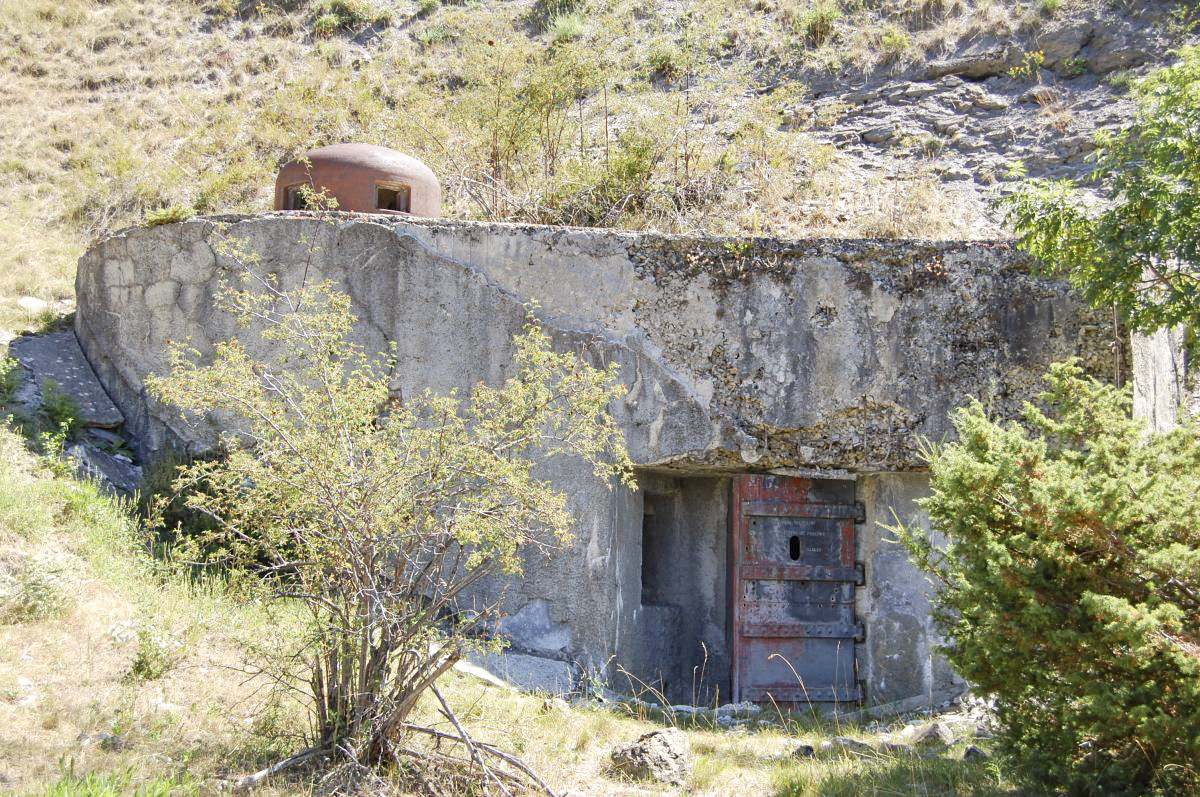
[72,214,1112,712]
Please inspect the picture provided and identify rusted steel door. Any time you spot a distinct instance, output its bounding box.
[731,474,864,705]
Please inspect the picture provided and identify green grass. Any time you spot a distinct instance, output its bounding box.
[36,768,199,797]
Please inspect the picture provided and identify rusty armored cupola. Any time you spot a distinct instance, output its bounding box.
[274,143,441,217]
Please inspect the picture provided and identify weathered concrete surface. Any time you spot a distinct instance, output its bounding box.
[1131,326,1193,432]
[73,212,1109,707]
[465,650,575,695]
[10,329,124,428]
[858,473,966,707]
[76,214,1108,471]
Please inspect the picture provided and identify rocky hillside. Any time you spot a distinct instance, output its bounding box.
[0,0,1196,332]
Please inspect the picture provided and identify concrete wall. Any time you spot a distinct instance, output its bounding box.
[74,212,1109,707]
[1131,326,1193,432]
[858,473,966,708]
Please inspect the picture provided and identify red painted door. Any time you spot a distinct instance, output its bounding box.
[731,474,863,705]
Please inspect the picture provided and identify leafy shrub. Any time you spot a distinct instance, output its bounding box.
[535,132,665,226]
[896,361,1200,796]
[1006,49,1200,332]
[125,619,185,682]
[146,270,630,766]
[877,24,911,62]
[413,22,453,47]
[1007,49,1046,81]
[1059,55,1087,78]
[415,0,438,16]
[0,553,72,623]
[645,40,687,80]
[145,204,195,227]
[0,358,19,405]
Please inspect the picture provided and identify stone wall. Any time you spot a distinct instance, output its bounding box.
[74,212,1109,707]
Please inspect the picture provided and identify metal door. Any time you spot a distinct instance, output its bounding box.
[731,474,864,705]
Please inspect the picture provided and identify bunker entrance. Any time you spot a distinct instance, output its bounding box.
[731,474,865,706]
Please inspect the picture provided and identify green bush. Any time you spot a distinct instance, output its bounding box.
[144,204,195,227]
[535,132,664,226]
[645,40,687,80]
[125,619,185,682]
[0,357,20,405]
[1006,48,1200,333]
[896,361,1200,796]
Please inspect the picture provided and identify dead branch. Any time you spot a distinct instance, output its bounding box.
[233,745,326,791]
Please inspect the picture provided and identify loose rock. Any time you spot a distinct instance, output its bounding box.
[540,697,571,716]
[907,722,956,750]
[879,741,915,755]
[610,727,692,785]
[792,743,815,758]
[16,297,48,314]
[964,745,990,762]
[819,736,874,756]
[77,731,129,751]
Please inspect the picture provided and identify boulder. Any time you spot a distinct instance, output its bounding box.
[964,745,990,762]
[610,727,693,785]
[1036,20,1094,67]
[715,701,761,718]
[540,697,572,716]
[16,297,48,314]
[879,741,915,755]
[907,721,956,751]
[925,48,1011,80]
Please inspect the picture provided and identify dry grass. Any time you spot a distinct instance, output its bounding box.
[0,0,1094,344]
[0,425,303,795]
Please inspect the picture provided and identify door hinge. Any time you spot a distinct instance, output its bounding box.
[854,501,866,524]
[854,561,866,587]
[854,618,865,643]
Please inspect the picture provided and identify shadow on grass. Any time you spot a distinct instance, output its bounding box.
[773,754,1045,797]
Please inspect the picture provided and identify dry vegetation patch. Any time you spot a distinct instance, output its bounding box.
[1,0,1096,335]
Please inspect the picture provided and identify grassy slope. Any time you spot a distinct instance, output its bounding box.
[0,0,1124,333]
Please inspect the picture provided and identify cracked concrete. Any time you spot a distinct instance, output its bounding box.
[74,213,1111,705]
